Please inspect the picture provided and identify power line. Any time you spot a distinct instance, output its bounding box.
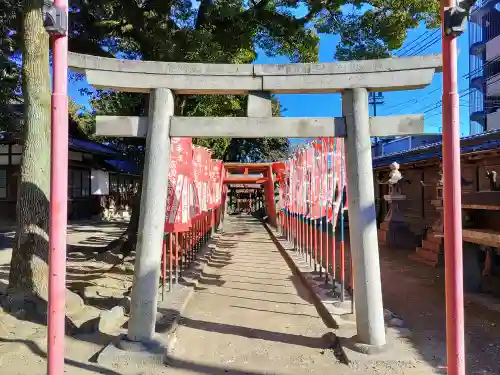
[407,33,441,56]
[419,88,473,116]
[394,30,436,56]
[403,30,441,56]
[382,87,442,112]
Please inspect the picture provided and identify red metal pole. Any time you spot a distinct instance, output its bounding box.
[162,239,166,284]
[169,233,173,290]
[308,161,312,260]
[48,1,69,374]
[324,141,330,281]
[441,1,465,374]
[349,257,354,292]
[176,232,180,281]
[331,232,336,280]
[319,144,325,274]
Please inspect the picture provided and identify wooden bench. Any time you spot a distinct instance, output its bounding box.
[462,204,500,211]
[462,228,500,247]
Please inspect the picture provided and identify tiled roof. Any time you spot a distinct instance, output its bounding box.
[69,137,121,156]
[105,159,140,175]
[372,129,500,168]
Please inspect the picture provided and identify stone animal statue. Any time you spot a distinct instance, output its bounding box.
[486,170,498,191]
[378,162,403,186]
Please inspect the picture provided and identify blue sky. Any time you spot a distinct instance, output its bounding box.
[69,23,471,147]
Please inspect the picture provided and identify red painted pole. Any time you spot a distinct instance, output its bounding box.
[162,239,166,284]
[331,233,336,280]
[324,141,331,281]
[314,221,318,264]
[48,1,69,373]
[318,148,323,272]
[298,185,302,251]
[306,162,314,264]
[441,1,465,374]
[169,233,173,290]
[190,221,194,258]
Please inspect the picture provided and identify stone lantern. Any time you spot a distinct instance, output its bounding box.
[409,164,444,266]
[377,162,415,248]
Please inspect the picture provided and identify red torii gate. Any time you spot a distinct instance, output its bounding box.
[223,163,277,226]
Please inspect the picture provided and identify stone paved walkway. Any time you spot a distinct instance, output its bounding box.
[161,215,437,375]
[163,215,343,375]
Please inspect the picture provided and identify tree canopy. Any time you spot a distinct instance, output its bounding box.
[1,1,442,156]
[0,0,442,315]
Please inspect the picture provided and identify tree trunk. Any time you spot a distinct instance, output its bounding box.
[101,177,142,259]
[5,0,52,316]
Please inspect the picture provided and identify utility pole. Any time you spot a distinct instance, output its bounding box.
[368,92,385,117]
[442,1,476,375]
[369,92,384,144]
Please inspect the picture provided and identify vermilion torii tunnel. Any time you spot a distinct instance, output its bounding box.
[223,163,277,225]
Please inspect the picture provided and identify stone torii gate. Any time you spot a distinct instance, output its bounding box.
[68,52,442,355]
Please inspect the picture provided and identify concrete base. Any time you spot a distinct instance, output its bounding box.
[378,219,416,249]
[337,326,417,364]
[97,334,168,368]
[96,226,224,371]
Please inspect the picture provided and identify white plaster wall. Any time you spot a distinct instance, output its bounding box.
[487,34,500,61]
[487,111,500,131]
[91,169,109,195]
[486,73,500,96]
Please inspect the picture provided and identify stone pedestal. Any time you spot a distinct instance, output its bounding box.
[378,189,414,249]
[410,181,444,267]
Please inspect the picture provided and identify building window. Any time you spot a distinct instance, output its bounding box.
[110,173,137,194]
[0,169,7,198]
[81,170,90,196]
[68,168,91,198]
[110,174,118,193]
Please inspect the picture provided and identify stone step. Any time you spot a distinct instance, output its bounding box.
[425,231,443,243]
[409,248,439,267]
[421,239,442,253]
[377,228,387,243]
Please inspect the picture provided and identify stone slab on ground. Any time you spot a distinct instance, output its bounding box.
[264,224,423,367]
[96,228,224,371]
[335,325,419,365]
[96,333,169,371]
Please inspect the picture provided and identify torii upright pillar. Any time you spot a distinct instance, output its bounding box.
[343,88,385,347]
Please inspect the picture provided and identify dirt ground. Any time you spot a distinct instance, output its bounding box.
[0,218,499,375]
[0,220,134,375]
[377,245,500,375]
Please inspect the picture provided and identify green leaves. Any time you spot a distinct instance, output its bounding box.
[0,0,442,165]
[331,0,440,61]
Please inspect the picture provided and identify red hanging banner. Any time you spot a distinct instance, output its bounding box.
[201,148,211,212]
[192,146,203,218]
[210,160,223,209]
[165,137,193,232]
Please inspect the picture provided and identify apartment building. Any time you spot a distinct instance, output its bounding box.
[469,0,500,134]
